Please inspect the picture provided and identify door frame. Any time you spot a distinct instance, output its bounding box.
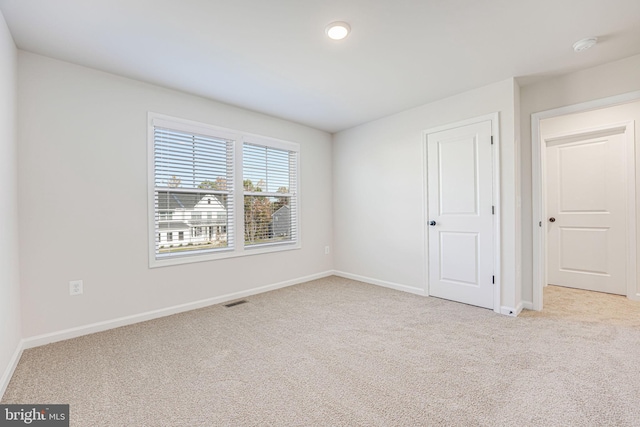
[422,112,501,314]
[531,91,640,310]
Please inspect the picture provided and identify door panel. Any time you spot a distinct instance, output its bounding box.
[559,141,607,212]
[439,138,478,215]
[559,227,609,274]
[546,129,626,295]
[440,232,479,285]
[427,120,493,309]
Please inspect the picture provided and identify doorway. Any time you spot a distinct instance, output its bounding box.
[531,92,640,310]
[544,122,630,295]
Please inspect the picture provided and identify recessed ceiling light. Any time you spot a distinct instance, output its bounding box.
[325,21,350,40]
[573,37,598,53]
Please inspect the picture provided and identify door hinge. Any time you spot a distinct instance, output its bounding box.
[539,221,542,227]
[492,206,495,215]
[490,136,494,145]
[492,275,495,284]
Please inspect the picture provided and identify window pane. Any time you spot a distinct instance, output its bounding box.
[243,144,292,193]
[155,128,231,190]
[242,142,297,247]
[244,195,292,245]
[156,191,230,254]
[153,123,235,260]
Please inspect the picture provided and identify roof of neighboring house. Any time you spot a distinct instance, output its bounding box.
[158,222,190,231]
[272,204,290,217]
[157,192,226,210]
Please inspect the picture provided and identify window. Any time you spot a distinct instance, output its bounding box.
[149,113,300,267]
[243,143,297,246]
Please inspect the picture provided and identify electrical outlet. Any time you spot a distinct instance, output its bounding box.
[324,246,330,255]
[69,280,83,296]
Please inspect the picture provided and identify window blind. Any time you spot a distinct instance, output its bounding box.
[153,127,234,258]
[242,143,298,246]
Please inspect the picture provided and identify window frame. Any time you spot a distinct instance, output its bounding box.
[148,112,301,268]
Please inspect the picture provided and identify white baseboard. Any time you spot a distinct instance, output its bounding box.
[23,270,334,350]
[522,301,534,310]
[500,302,524,317]
[332,270,427,296]
[0,339,24,399]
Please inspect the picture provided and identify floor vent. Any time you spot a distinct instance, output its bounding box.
[224,300,248,308]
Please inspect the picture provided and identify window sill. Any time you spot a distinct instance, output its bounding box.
[149,241,301,268]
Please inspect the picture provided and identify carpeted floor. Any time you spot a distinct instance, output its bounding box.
[3,277,640,426]
[519,284,640,327]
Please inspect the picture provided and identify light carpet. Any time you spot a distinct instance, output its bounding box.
[3,277,640,426]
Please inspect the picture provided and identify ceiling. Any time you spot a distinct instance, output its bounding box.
[1,0,639,133]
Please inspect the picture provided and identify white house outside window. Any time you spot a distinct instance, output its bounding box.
[148,113,300,267]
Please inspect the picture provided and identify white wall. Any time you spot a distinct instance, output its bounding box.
[0,10,21,394]
[18,52,333,338]
[333,78,520,310]
[513,79,522,306]
[520,54,640,303]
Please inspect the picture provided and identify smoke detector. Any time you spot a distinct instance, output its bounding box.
[573,37,598,53]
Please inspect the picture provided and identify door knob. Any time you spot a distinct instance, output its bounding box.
[429,221,437,226]
[549,217,556,223]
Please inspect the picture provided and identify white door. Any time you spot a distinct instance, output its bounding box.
[545,127,627,295]
[427,120,494,309]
